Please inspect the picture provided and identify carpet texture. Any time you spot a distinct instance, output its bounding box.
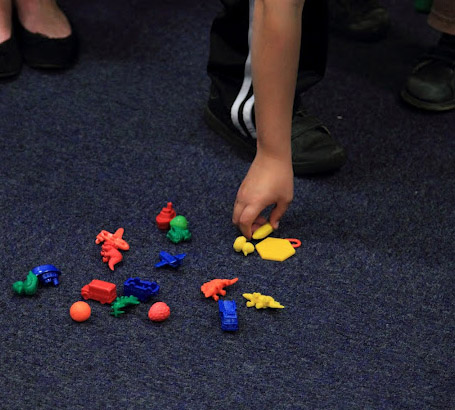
[1,0,454,408]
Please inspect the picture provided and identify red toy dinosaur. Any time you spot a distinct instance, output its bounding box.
[95,228,130,271]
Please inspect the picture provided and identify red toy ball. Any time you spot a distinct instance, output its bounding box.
[148,302,170,322]
[70,301,91,322]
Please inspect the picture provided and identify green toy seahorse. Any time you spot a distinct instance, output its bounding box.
[110,295,140,317]
[12,272,39,296]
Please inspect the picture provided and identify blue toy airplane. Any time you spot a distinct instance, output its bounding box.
[154,251,186,269]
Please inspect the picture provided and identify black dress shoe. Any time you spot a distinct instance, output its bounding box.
[0,31,22,78]
[18,21,78,69]
[401,44,455,111]
[329,0,390,42]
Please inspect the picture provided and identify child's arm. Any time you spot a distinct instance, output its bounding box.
[232,0,305,238]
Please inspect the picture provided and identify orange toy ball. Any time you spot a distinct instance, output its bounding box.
[148,302,170,322]
[70,301,91,322]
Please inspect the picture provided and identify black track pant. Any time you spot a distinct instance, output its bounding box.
[207,0,329,139]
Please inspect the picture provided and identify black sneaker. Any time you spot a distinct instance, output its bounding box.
[401,43,455,111]
[204,87,347,176]
[329,0,390,41]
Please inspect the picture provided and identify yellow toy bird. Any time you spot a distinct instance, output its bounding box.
[242,292,284,309]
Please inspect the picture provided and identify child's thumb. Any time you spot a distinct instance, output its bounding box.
[269,202,289,230]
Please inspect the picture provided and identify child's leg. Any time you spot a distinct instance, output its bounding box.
[205,0,346,176]
[0,0,12,42]
[15,0,71,38]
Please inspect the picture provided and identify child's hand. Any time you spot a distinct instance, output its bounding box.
[232,152,294,239]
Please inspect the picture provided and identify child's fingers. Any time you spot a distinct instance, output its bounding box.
[251,215,268,234]
[232,198,245,227]
[238,204,263,239]
[269,201,290,230]
[233,199,255,238]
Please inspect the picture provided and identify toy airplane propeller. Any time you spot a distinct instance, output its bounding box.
[155,251,186,269]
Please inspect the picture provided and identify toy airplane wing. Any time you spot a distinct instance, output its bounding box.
[169,253,186,267]
[155,251,174,268]
[174,253,186,261]
[155,260,168,268]
[155,251,186,268]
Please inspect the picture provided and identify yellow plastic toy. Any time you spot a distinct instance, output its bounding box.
[243,292,284,309]
[241,242,255,256]
[233,236,247,252]
[233,236,255,256]
[252,222,274,240]
[255,237,296,261]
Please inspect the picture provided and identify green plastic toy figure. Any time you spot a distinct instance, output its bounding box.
[12,272,39,296]
[166,215,192,244]
[110,295,140,317]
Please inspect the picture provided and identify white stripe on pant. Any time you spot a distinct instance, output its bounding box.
[230,0,257,139]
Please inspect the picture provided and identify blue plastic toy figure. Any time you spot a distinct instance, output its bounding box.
[123,277,160,302]
[154,251,186,269]
[218,300,238,332]
[31,264,61,286]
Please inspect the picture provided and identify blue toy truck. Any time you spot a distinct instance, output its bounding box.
[123,277,160,302]
[218,300,238,331]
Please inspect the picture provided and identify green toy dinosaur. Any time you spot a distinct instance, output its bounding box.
[12,272,39,296]
[110,295,140,317]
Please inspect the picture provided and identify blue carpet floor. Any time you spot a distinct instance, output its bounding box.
[1,0,454,408]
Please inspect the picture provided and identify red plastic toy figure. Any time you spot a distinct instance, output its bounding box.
[148,302,171,322]
[156,202,176,230]
[70,301,92,322]
[95,228,130,271]
[201,278,239,301]
[81,279,117,304]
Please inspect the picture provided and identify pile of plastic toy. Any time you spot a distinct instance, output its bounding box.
[12,202,290,332]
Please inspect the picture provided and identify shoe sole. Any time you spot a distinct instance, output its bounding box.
[293,150,347,175]
[0,69,21,78]
[204,104,347,176]
[23,59,76,70]
[401,89,455,111]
